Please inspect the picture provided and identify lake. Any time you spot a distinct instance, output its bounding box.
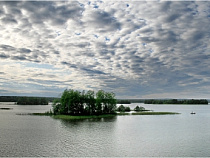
[0,102,210,157]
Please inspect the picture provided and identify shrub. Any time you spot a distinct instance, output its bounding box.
[134,106,145,111]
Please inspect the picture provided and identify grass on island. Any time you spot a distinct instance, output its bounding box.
[31,113,117,120]
[117,112,130,115]
[30,111,180,120]
[51,114,118,120]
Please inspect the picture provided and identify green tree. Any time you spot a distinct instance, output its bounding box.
[52,98,61,114]
[95,90,105,114]
[117,105,125,112]
[105,92,117,113]
[125,106,130,112]
[85,90,95,115]
[134,106,145,111]
[53,89,117,115]
[134,106,140,111]
[60,89,71,114]
[59,89,84,114]
[96,90,117,114]
[117,105,130,112]
[67,89,84,115]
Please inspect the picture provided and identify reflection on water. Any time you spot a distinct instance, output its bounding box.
[61,116,117,125]
[57,116,119,157]
[1,102,210,157]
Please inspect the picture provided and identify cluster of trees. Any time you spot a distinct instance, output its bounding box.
[144,99,208,104]
[117,105,146,112]
[134,106,146,111]
[53,89,117,115]
[17,97,48,105]
[117,105,131,112]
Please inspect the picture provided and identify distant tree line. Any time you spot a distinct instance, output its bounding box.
[53,89,117,115]
[17,97,48,105]
[117,100,131,104]
[144,99,208,104]
[117,99,145,103]
[0,96,19,102]
[128,99,145,103]
[0,96,56,103]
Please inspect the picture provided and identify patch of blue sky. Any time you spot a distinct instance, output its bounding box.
[105,37,110,41]
[149,48,153,53]
[93,5,99,9]
[23,62,58,70]
[94,34,99,38]
[142,43,147,47]
[55,31,61,36]
[75,32,81,35]
[79,2,84,8]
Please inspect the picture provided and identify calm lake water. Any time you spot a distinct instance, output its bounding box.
[1,102,210,157]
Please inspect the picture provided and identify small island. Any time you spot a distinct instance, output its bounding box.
[31,89,180,120]
[14,89,180,119]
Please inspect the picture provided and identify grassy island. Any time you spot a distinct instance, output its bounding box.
[30,111,180,120]
[51,114,117,120]
[26,89,180,120]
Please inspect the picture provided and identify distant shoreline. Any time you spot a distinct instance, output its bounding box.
[144,99,208,105]
[0,108,13,110]
[1,96,209,104]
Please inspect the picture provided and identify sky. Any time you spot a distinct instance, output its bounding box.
[0,0,210,99]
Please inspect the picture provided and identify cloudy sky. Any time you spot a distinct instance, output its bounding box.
[0,1,210,99]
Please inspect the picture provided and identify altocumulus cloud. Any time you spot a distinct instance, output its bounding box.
[0,1,210,98]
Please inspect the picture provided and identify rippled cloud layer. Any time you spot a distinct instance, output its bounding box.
[0,1,210,98]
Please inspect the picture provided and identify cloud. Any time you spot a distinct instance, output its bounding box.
[0,44,15,51]
[0,1,210,98]
[0,53,10,59]
[83,9,121,32]
[18,48,32,54]
[1,16,18,24]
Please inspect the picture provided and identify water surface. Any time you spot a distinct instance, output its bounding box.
[0,102,210,157]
